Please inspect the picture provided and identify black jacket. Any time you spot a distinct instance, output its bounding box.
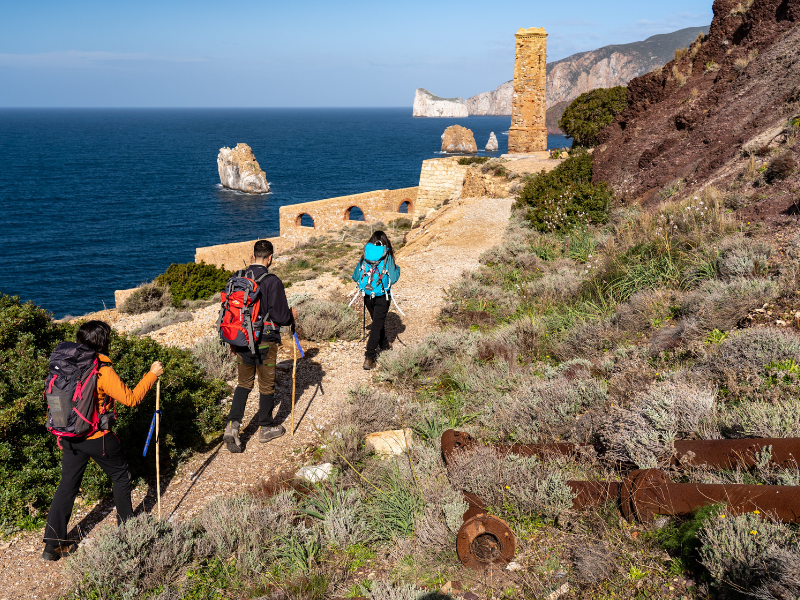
[237,264,293,344]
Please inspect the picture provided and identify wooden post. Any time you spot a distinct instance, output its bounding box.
[155,378,161,518]
[291,338,297,436]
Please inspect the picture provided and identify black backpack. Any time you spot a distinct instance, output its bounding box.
[44,342,106,444]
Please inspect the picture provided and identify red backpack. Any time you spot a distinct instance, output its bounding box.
[217,269,278,353]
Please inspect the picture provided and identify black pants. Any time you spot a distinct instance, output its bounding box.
[44,434,133,545]
[228,343,278,427]
[364,295,390,360]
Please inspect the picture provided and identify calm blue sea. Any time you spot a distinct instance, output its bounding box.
[0,108,570,318]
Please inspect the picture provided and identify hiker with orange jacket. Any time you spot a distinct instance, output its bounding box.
[42,320,162,561]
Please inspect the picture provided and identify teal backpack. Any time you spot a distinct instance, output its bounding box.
[353,243,396,298]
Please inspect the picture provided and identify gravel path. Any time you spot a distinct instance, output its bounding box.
[0,195,513,599]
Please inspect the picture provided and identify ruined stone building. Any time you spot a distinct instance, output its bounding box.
[508,27,548,154]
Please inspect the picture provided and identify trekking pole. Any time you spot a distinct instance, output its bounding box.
[155,378,161,518]
[292,335,296,437]
[291,330,305,438]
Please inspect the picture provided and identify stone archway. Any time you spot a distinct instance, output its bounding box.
[296,213,315,227]
[398,199,412,214]
[345,206,365,221]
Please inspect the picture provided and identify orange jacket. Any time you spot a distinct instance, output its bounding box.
[87,355,158,439]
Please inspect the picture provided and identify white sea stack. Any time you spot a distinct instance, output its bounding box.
[412,88,469,118]
[217,143,270,194]
[485,132,499,151]
[466,80,513,115]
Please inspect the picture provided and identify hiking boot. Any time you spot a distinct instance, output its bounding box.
[223,421,242,453]
[42,542,77,562]
[363,357,377,370]
[379,340,392,352]
[259,425,285,443]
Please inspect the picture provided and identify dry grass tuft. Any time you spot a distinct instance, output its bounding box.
[120,282,172,314]
[192,336,237,380]
[134,306,193,335]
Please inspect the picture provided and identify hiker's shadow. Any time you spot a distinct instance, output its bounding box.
[239,347,325,442]
[384,311,406,344]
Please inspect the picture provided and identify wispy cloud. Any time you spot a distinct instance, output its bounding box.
[0,51,207,68]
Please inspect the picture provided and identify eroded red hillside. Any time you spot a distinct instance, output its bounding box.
[593,0,800,214]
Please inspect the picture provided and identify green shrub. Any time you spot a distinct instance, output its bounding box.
[154,262,232,307]
[699,509,800,596]
[457,156,490,165]
[558,86,628,147]
[0,294,228,528]
[293,298,361,341]
[515,150,612,232]
[119,281,172,314]
[66,514,201,599]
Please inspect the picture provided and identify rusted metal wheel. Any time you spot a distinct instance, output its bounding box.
[456,513,516,570]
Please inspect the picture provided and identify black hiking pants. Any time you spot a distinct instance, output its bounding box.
[364,295,390,360]
[44,433,133,546]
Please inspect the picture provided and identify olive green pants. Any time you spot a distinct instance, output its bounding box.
[235,343,277,395]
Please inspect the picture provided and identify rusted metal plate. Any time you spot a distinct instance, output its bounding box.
[673,438,800,469]
[456,514,516,570]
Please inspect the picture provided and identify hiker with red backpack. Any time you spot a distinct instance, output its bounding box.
[42,320,163,561]
[219,239,297,452]
[352,230,401,370]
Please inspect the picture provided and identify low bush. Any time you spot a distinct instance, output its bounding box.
[448,446,576,519]
[457,156,489,165]
[716,399,800,438]
[154,262,232,307]
[377,330,478,386]
[558,86,628,147]
[134,306,193,336]
[717,234,771,279]
[119,281,172,314]
[600,382,715,468]
[699,509,800,597]
[515,150,612,232]
[680,277,778,332]
[764,154,796,184]
[192,336,237,381]
[293,298,361,341]
[0,294,228,528]
[66,514,202,599]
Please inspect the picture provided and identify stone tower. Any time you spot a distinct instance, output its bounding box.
[508,27,548,154]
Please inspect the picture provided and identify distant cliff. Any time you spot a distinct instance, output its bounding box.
[412,88,469,118]
[463,26,709,131]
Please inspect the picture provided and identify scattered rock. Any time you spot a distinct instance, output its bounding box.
[485,132,499,152]
[364,429,413,457]
[412,88,469,118]
[547,583,570,600]
[217,143,270,194]
[441,125,477,154]
[295,463,334,483]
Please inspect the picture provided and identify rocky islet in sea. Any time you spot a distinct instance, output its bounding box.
[217,143,270,194]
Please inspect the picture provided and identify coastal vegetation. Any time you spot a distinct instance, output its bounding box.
[0,294,228,531]
[558,86,628,147]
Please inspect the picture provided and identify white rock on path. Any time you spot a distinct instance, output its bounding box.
[217,143,270,194]
[412,88,469,118]
[485,132,499,152]
[295,463,334,483]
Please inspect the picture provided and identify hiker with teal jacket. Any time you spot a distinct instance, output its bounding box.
[352,231,400,370]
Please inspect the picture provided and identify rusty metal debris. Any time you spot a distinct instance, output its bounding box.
[441,429,800,552]
[442,429,800,470]
[456,513,516,571]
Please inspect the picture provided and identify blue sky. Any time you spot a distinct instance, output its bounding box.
[0,0,712,107]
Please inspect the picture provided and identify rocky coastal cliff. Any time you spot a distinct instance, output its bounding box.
[462,26,709,131]
[217,143,270,194]
[412,88,469,118]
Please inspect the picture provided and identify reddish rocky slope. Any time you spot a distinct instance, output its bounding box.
[593,0,800,209]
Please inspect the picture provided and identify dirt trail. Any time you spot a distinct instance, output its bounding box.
[0,195,513,600]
